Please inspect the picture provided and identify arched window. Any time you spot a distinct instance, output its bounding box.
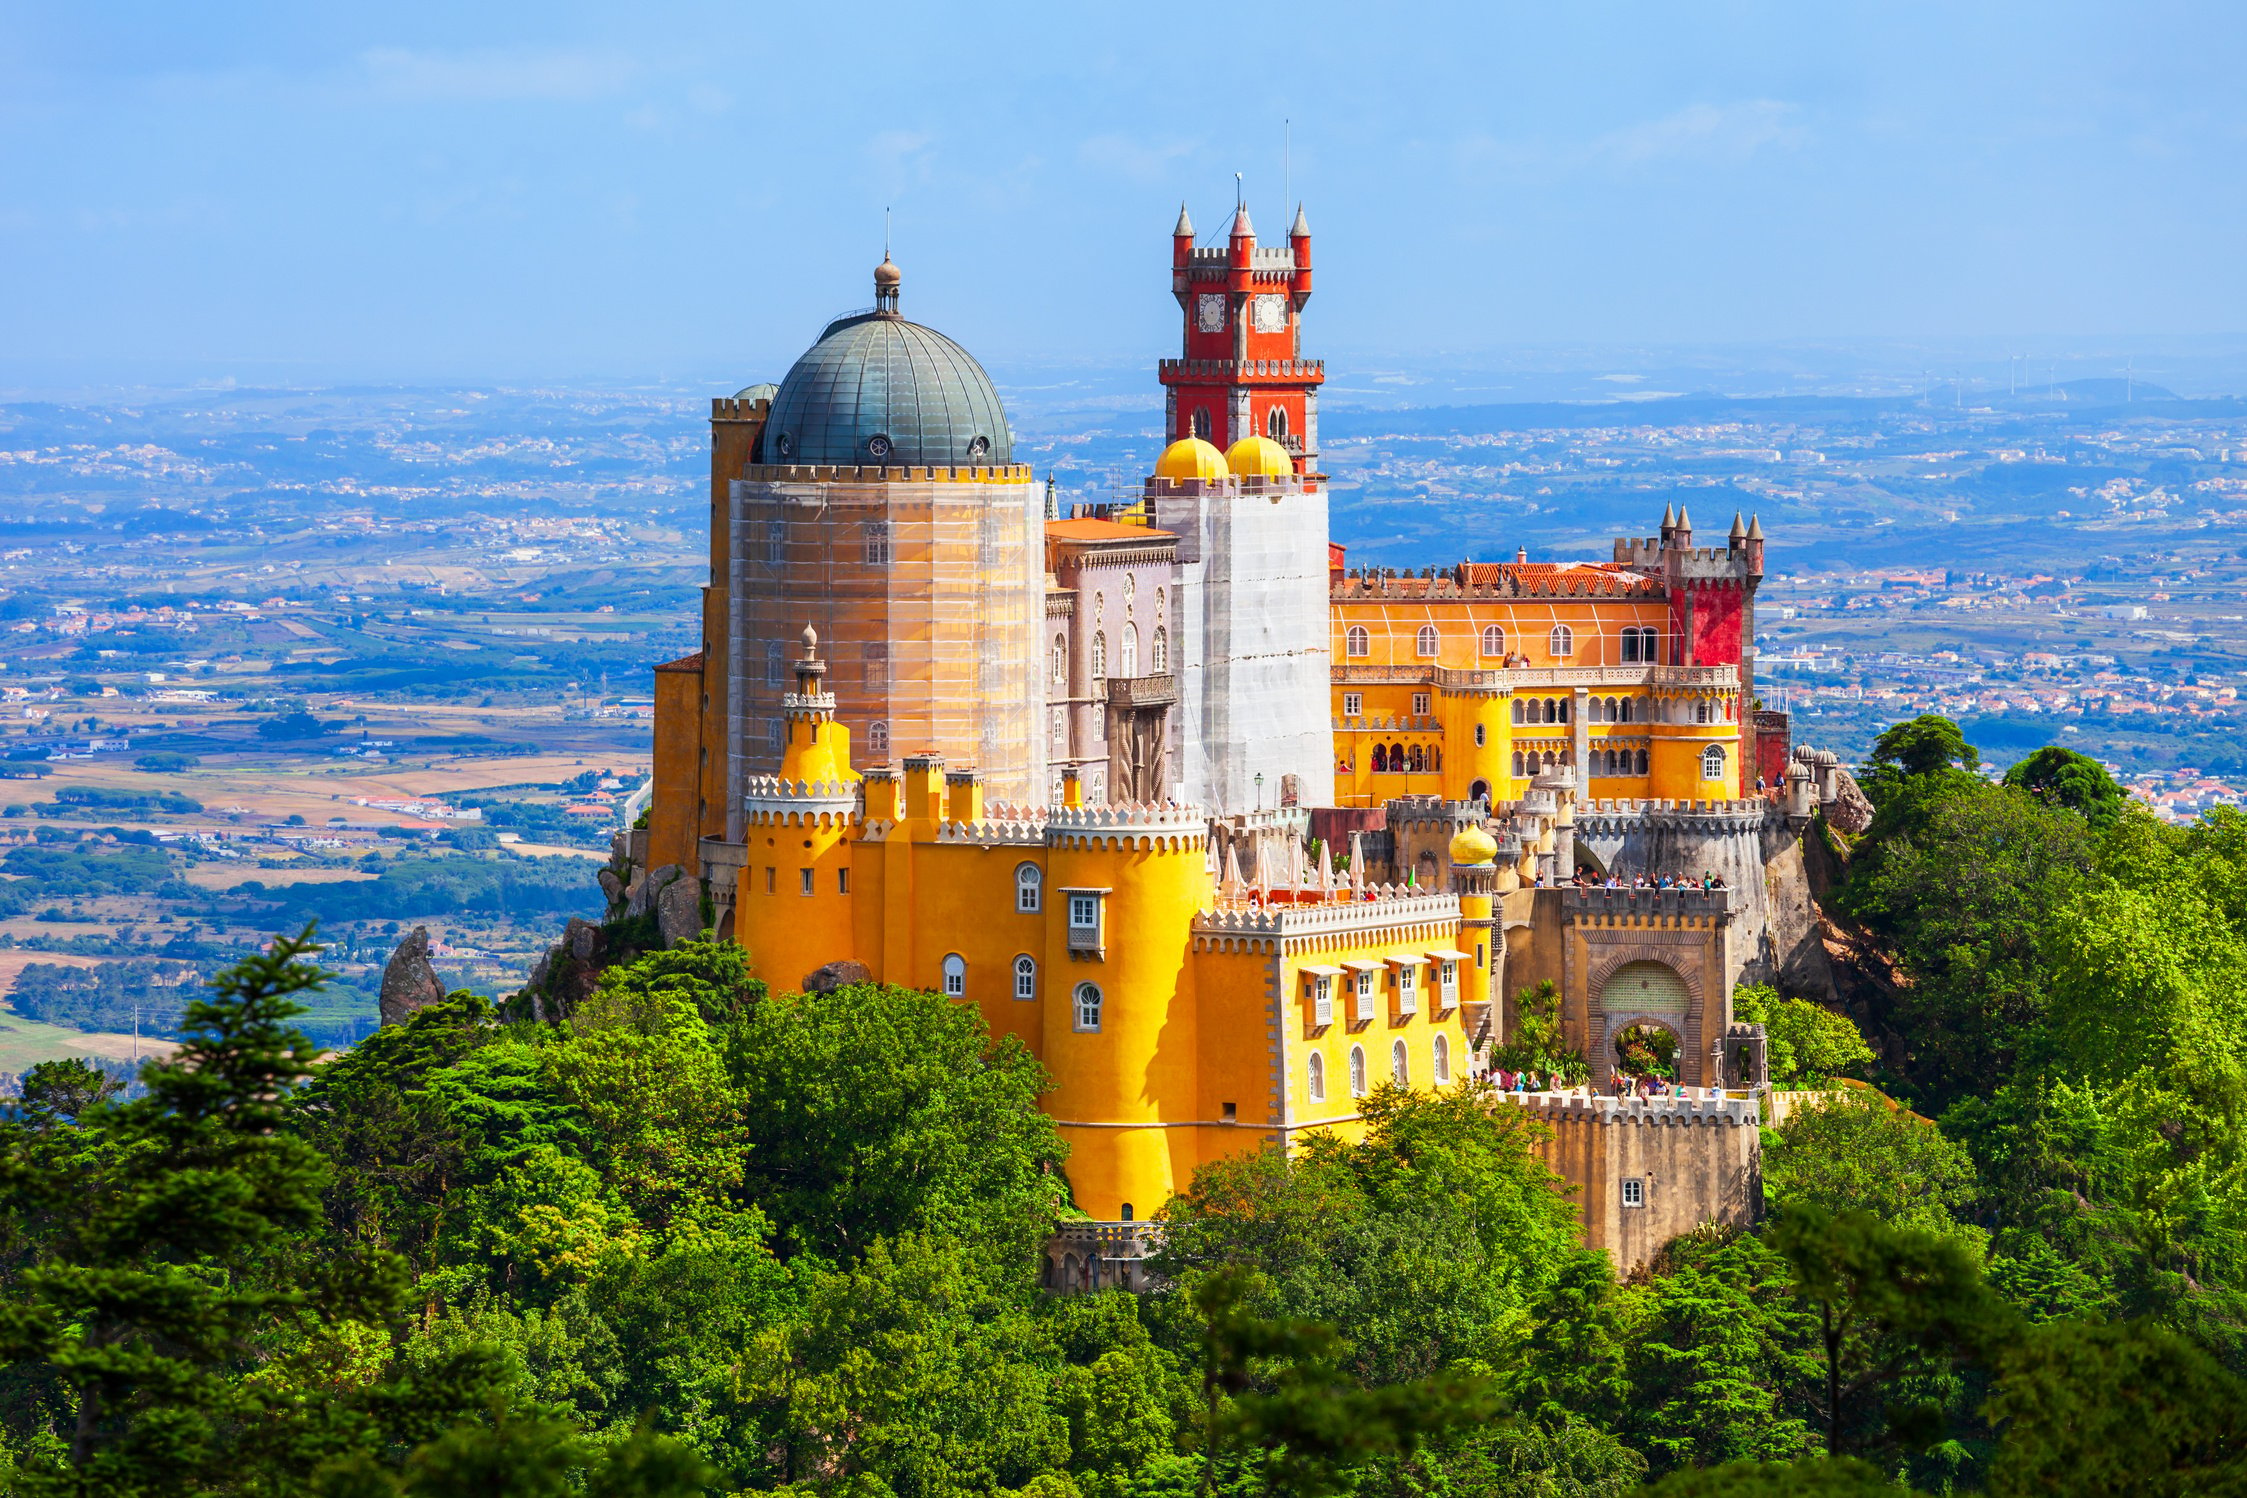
[1543,698,1559,725]
[1120,624,1138,677]
[1635,747,1650,775]
[1619,697,1634,724]
[1480,624,1505,656]
[1349,1045,1368,1098]
[1371,744,1388,773]
[1511,751,1525,776]
[1639,627,1661,664]
[1307,1052,1325,1103]
[1346,625,1369,658]
[1620,628,1640,664]
[941,953,966,998]
[1549,624,1574,657]
[868,721,890,758]
[1013,954,1037,1001]
[1389,742,1405,771]
[1429,745,1441,771]
[1074,982,1103,1032]
[1091,631,1107,678]
[1051,635,1067,686]
[1267,405,1289,441]
[1191,409,1210,440]
[1415,625,1439,658]
[1152,627,1168,673]
[1510,699,1524,725]
[1016,863,1042,913]
[1433,1033,1450,1085]
[1406,745,1423,773]
[1701,744,1728,781]
[1391,1039,1409,1087]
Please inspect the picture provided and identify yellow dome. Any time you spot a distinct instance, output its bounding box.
[1449,824,1499,866]
[1225,434,1294,477]
[1154,436,1228,481]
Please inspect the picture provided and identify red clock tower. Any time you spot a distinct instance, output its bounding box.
[1161,201,1324,483]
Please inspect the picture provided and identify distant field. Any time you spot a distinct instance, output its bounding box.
[0,1004,174,1070]
[182,865,381,890]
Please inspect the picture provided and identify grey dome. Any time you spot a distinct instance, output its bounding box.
[764,311,1013,468]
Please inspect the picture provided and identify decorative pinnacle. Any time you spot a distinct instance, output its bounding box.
[1291,201,1310,237]
[1173,202,1193,237]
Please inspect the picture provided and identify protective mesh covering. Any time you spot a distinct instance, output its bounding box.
[729,466,1045,824]
[1153,475,1335,816]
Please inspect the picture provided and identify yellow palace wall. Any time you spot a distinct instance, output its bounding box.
[1329,595,1742,807]
[731,747,1479,1220]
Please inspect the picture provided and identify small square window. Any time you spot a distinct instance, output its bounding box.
[1412,692,1430,716]
[1622,1178,1645,1208]
[1069,894,1099,928]
[1342,692,1362,718]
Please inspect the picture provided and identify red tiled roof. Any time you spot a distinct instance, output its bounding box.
[655,651,704,672]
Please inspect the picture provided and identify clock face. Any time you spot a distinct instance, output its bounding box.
[1196,293,1227,333]
[1252,294,1288,333]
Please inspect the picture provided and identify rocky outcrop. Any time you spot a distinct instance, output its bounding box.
[655,875,703,947]
[1826,768,1875,835]
[379,926,445,1027]
[802,959,872,994]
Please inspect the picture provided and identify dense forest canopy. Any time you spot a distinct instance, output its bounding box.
[0,718,2243,1494]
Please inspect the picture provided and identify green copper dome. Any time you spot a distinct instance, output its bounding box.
[764,273,1013,468]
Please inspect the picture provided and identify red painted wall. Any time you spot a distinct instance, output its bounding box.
[1670,583,1743,667]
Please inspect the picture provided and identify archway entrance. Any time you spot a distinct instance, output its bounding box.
[1469,778,1491,806]
[1613,1023,1680,1081]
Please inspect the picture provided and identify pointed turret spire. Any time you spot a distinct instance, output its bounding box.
[1660,502,1676,532]
[1291,202,1310,237]
[1746,513,1764,540]
[1729,511,1747,541]
[1230,203,1255,240]
[1173,202,1193,238]
[1675,506,1693,537]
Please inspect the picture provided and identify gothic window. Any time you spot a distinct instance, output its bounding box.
[1016,863,1042,913]
[1511,699,1524,725]
[765,720,783,757]
[1349,1045,1368,1098]
[1635,747,1650,775]
[1701,744,1728,781]
[1619,697,1634,723]
[1013,954,1037,1001]
[1389,742,1405,770]
[1407,745,1425,773]
[941,953,966,998]
[1480,624,1504,656]
[764,520,785,565]
[1307,1051,1326,1102]
[1416,625,1439,658]
[1050,705,1065,749]
[1267,405,1289,441]
[1121,624,1138,677]
[864,641,888,691]
[1433,1033,1451,1085]
[868,721,890,757]
[1391,1040,1409,1087]
[1511,751,1525,776]
[1152,627,1168,673]
[765,640,784,687]
[1191,409,1210,440]
[1549,624,1574,656]
[1091,631,1106,679]
[864,520,892,566]
[1346,625,1369,658]
[1542,699,1558,725]
[1074,982,1103,1033]
[1371,744,1388,773]
[1051,635,1067,687]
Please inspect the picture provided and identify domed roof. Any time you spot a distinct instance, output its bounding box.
[1154,436,1228,481]
[1225,434,1294,477]
[764,269,1012,468]
[1449,824,1499,867]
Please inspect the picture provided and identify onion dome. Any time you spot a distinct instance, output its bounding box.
[762,260,1012,468]
[1154,436,1229,481]
[1224,434,1294,477]
[1449,824,1499,867]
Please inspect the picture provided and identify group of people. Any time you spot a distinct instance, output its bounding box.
[1480,1067,1726,1102]
[1569,869,1728,891]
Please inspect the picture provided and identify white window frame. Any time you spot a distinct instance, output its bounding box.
[864,520,892,566]
[1091,631,1107,678]
[1433,1033,1451,1085]
[1152,627,1168,673]
[1013,954,1037,1001]
[1308,1051,1325,1102]
[941,953,965,998]
[1064,888,1108,956]
[1346,625,1369,658]
[1437,959,1458,1010]
[1348,1045,1367,1098]
[1622,1178,1646,1208]
[1549,624,1574,657]
[1394,960,1419,1016]
[1480,624,1504,657]
[1415,625,1439,658]
[1074,981,1103,1033]
[1411,691,1431,717]
[1342,692,1362,719]
[1701,743,1728,781]
[1016,862,1042,913]
[1353,968,1376,1025]
[1391,1039,1409,1087]
[1310,974,1333,1027]
[1121,623,1138,677]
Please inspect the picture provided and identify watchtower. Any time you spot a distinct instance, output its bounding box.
[1160,201,1324,477]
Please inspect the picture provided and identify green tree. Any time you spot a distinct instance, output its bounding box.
[1491,981,1590,1085]
[1731,986,1873,1086]
[1763,1094,1978,1237]
[1857,714,1979,808]
[2002,745,2125,827]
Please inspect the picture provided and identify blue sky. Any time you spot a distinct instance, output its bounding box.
[3,1,2243,384]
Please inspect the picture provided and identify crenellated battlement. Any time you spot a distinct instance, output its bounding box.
[1497,1090,1760,1127]
[739,462,1035,484]
[1562,885,1735,921]
[1046,801,1209,850]
[935,811,1049,847]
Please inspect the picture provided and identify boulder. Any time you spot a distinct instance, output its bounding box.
[598,867,625,910]
[378,926,445,1027]
[656,874,703,947]
[802,959,872,994]
[1827,769,1875,836]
